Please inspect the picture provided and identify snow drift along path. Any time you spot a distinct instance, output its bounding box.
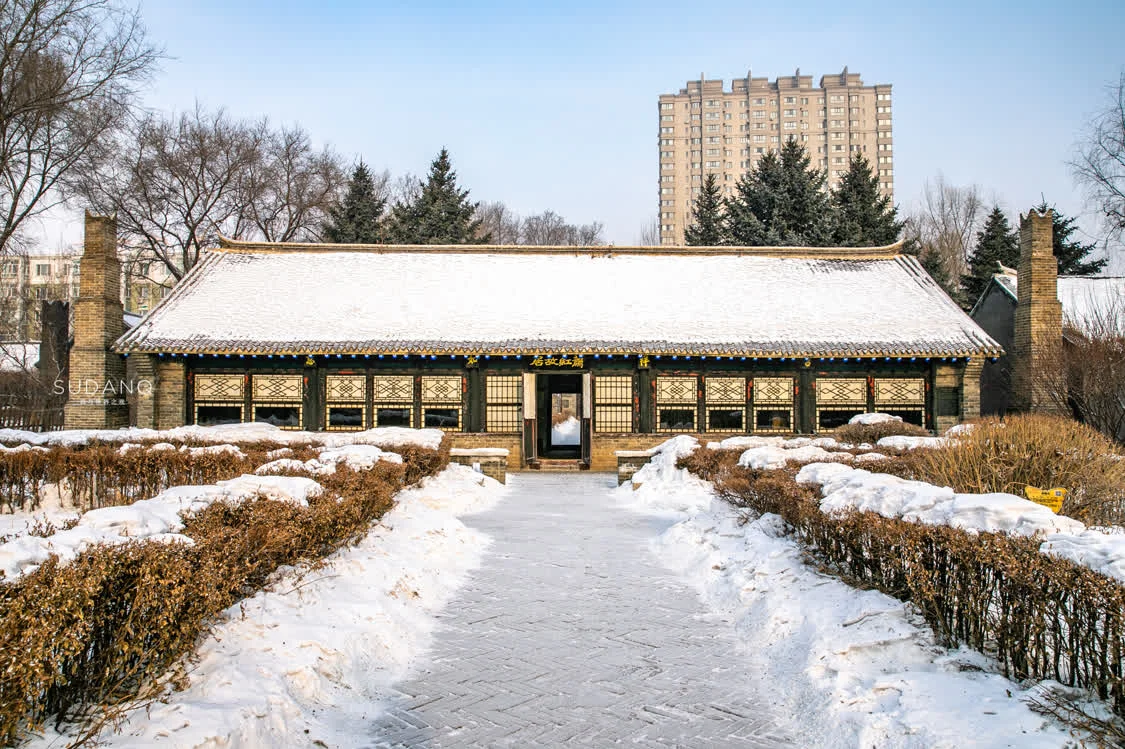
[620,438,1075,748]
[26,464,506,749]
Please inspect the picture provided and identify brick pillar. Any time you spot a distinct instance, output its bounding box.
[133,354,156,428]
[154,359,186,430]
[63,213,129,428]
[1011,209,1066,414]
[959,358,983,421]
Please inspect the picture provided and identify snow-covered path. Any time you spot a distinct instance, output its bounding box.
[369,473,794,748]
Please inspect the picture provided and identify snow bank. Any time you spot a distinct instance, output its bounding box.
[849,412,902,425]
[0,423,444,451]
[36,465,506,749]
[620,437,1075,747]
[621,436,712,516]
[797,463,1083,537]
[551,416,580,446]
[255,444,403,477]
[738,444,853,470]
[797,462,1125,583]
[0,474,322,581]
[876,435,948,450]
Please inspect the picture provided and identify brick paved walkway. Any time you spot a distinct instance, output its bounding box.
[369,473,794,748]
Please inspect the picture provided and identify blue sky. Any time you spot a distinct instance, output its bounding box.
[41,0,1125,249]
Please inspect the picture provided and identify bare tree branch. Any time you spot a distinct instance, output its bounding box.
[1072,70,1125,246]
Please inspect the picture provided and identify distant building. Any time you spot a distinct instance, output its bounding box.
[658,67,893,244]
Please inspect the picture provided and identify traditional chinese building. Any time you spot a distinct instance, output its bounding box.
[92,229,1003,470]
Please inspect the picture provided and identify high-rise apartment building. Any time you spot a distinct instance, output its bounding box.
[658,67,893,245]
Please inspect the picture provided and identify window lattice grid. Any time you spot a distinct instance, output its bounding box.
[752,377,794,404]
[194,403,243,426]
[194,374,244,401]
[754,407,793,433]
[874,378,925,405]
[815,378,867,405]
[421,376,462,404]
[706,406,745,432]
[252,374,302,402]
[594,376,632,405]
[705,377,746,404]
[252,402,303,430]
[325,404,366,432]
[423,406,461,432]
[656,376,698,404]
[486,376,522,404]
[372,376,414,402]
[594,405,632,433]
[486,405,522,433]
[326,375,366,402]
[815,407,866,432]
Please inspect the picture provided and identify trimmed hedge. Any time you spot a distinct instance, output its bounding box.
[681,448,1125,721]
[0,442,449,745]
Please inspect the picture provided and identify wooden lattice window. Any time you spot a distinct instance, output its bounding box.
[656,376,697,432]
[193,374,244,426]
[485,375,522,433]
[705,376,745,432]
[752,377,794,433]
[874,377,926,426]
[325,375,366,432]
[252,374,303,430]
[594,375,633,433]
[372,375,414,428]
[421,375,462,431]
[815,377,867,432]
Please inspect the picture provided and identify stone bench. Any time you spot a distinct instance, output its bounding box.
[450,448,509,484]
[615,449,657,486]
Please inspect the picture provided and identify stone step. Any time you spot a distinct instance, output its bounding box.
[528,459,586,472]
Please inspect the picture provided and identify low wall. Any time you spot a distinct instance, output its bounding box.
[615,450,657,486]
[449,447,509,484]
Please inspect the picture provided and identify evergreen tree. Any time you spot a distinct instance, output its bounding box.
[831,154,902,246]
[961,206,1019,305]
[726,139,832,246]
[386,148,489,244]
[322,161,385,243]
[1033,201,1107,276]
[683,173,727,245]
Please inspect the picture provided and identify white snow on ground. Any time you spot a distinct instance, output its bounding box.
[876,434,948,450]
[738,444,853,470]
[26,464,506,749]
[551,416,581,446]
[0,474,322,581]
[618,439,1076,748]
[0,422,444,450]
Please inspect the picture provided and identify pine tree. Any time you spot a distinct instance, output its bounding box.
[1034,201,1107,276]
[831,154,901,246]
[726,139,832,246]
[684,173,727,245]
[961,206,1019,305]
[322,162,386,243]
[386,148,489,244]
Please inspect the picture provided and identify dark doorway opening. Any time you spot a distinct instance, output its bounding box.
[537,374,582,459]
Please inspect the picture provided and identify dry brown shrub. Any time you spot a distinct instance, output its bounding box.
[676,448,742,483]
[832,418,929,446]
[694,460,1125,727]
[901,415,1125,525]
[0,442,446,746]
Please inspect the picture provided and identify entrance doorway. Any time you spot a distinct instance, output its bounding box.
[537,374,582,459]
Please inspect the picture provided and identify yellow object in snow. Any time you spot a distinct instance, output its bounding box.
[1024,486,1067,513]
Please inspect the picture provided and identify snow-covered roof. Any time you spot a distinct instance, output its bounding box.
[979,270,1125,335]
[0,343,39,373]
[115,241,1003,359]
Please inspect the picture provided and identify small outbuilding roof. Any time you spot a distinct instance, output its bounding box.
[114,241,1003,359]
[973,268,1125,336]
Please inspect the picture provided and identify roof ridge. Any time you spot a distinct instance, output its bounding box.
[214,236,904,259]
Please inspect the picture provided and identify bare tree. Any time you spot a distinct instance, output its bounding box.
[0,0,159,257]
[70,105,345,279]
[637,216,660,246]
[1073,71,1125,246]
[905,175,984,301]
[474,200,521,244]
[233,121,346,242]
